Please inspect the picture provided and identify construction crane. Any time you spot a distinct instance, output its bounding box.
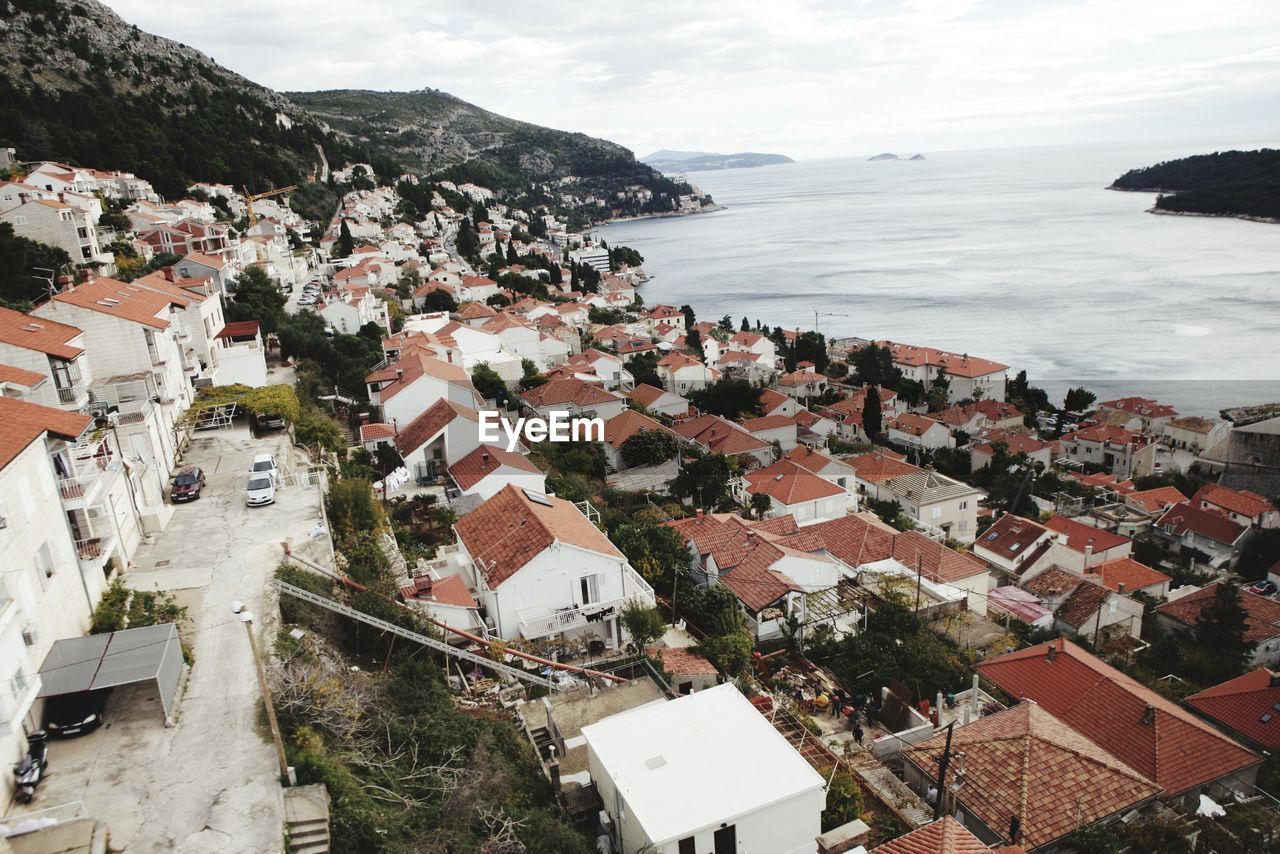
[814,308,854,335]
[242,185,297,227]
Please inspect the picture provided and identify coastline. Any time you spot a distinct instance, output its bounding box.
[1105,186,1277,224]
[604,202,725,225]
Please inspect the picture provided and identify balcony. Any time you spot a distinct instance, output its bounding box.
[518,572,656,641]
[57,468,109,508]
[56,383,81,405]
[74,530,117,574]
[0,667,40,737]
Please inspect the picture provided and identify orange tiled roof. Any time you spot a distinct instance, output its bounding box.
[1042,515,1130,554]
[743,462,845,504]
[1125,486,1187,513]
[1185,668,1280,748]
[847,451,923,483]
[454,485,622,587]
[520,377,621,409]
[646,646,718,677]
[877,340,1008,378]
[400,573,476,609]
[0,364,45,388]
[0,396,92,469]
[0,306,83,359]
[448,444,541,490]
[46,277,176,329]
[1157,583,1280,645]
[904,702,1160,849]
[1193,484,1276,520]
[870,817,990,854]
[976,638,1261,794]
[602,408,676,449]
[1083,557,1170,593]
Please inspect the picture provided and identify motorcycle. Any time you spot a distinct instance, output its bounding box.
[13,730,49,804]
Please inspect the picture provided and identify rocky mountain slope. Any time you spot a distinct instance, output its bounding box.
[0,0,696,221]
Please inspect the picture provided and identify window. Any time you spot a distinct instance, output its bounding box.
[14,215,27,226]
[931,506,942,519]
[580,574,600,605]
[959,501,968,510]
[679,838,696,854]
[714,825,737,854]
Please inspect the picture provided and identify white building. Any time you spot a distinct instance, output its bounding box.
[583,684,826,854]
[879,469,981,543]
[452,485,655,647]
[877,340,1008,403]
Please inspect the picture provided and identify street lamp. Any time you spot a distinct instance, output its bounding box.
[233,601,293,786]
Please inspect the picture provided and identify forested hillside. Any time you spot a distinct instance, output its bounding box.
[1111,149,1280,220]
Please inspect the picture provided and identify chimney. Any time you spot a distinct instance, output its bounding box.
[56,275,75,292]
[396,368,404,382]
[359,413,370,426]
[1270,671,1280,689]
[1142,704,1156,726]
[1117,582,1125,594]
[162,266,175,282]
[696,508,703,518]
[481,451,490,464]
[77,269,92,283]
[1046,644,1058,663]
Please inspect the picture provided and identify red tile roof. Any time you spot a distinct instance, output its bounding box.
[782,445,848,475]
[887,413,946,437]
[975,514,1052,562]
[1193,484,1276,520]
[743,463,845,504]
[904,703,1160,849]
[1042,515,1130,554]
[671,414,769,457]
[393,398,477,456]
[358,422,397,443]
[877,340,1008,378]
[647,646,718,677]
[0,364,46,388]
[400,573,477,609]
[46,276,177,329]
[448,444,542,490]
[665,514,808,612]
[739,414,795,433]
[847,451,923,483]
[870,817,990,854]
[970,429,1047,458]
[1083,558,1170,593]
[0,306,83,358]
[601,409,676,449]
[214,320,260,339]
[0,396,92,470]
[1099,396,1178,419]
[976,639,1261,793]
[1155,502,1247,545]
[624,383,670,407]
[1184,668,1280,748]
[520,377,621,409]
[1156,583,1280,645]
[454,485,622,588]
[1126,486,1188,513]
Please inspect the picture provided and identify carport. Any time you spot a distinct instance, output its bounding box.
[37,623,184,723]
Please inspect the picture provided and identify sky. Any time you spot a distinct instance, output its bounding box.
[102,0,1280,160]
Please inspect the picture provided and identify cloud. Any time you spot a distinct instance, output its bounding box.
[101,0,1280,158]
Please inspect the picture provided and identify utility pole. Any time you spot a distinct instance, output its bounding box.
[915,553,923,613]
[234,602,291,786]
[933,720,956,820]
[670,561,680,624]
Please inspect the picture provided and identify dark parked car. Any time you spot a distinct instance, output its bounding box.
[171,467,206,502]
[44,690,108,738]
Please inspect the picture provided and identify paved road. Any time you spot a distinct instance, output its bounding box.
[14,427,330,853]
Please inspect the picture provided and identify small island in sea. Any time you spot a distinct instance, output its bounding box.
[868,152,926,161]
[640,150,794,172]
[1109,149,1280,223]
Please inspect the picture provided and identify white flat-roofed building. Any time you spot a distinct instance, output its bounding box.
[583,683,826,854]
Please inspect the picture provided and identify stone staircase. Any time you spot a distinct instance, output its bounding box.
[284,784,332,854]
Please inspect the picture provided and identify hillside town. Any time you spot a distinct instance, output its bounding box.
[2,148,1280,854]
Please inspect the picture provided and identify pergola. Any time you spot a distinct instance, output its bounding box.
[37,623,184,723]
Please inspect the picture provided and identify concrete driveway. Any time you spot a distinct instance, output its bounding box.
[12,426,331,853]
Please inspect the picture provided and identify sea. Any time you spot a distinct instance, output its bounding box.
[599,140,1280,417]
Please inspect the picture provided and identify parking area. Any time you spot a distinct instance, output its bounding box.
[10,426,331,853]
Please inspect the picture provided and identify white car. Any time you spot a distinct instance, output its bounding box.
[297,297,316,306]
[250,453,279,485]
[245,473,276,507]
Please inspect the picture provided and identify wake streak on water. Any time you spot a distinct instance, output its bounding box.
[602,141,1280,414]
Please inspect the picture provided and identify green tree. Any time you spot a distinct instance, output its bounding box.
[822,769,864,832]
[697,630,754,676]
[1195,581,1251,672]
[337,219,355,258]
[225,265,286,334]
[1063,386,1097,412]
[672,452,733,509]
[791,331,829,374]
[680,304,696,328]
[688,377,762,420]
[518,358,548,391]
[625,351,662,389]
[0,222,71,309]
[862,385,882,443]
[620,601,666,653]
[850,343,902,388]
[325,478,387,548]
[685,327,703,359]
[470,362,507,402]
[620,429,680,468]
[741,316,750,332]
[421,289,458,313]
[749,492,772,520]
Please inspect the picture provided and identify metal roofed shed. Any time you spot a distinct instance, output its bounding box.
[37,624,184,723]
[582,683,825,853]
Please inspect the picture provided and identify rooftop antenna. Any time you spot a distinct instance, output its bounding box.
[32,265,59,300]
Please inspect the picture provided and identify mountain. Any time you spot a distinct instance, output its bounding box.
[0,0,700,223]
[1110,150,1280,222]
[288,89,691,221]
[868,153,899,161]
[640,151,794,172]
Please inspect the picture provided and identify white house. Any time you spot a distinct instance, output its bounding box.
[886,413,954,450]
[447,444,545,501]
[602,409,680,473]
[782,445,858,493]
[583,684,825,854]
[452,485,656,648]
[657,352,718,395]
[0,306,94,410]
[394,398,485,483]
[877,340,1008,403]
[211,320,269,387]
[741,414,799,452]
[879,469,981,543]
[519,378,627,422]
[366,347,481,427]
[1163,416,1230,454]
[739,462,856,526]
[625,383,688,419]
